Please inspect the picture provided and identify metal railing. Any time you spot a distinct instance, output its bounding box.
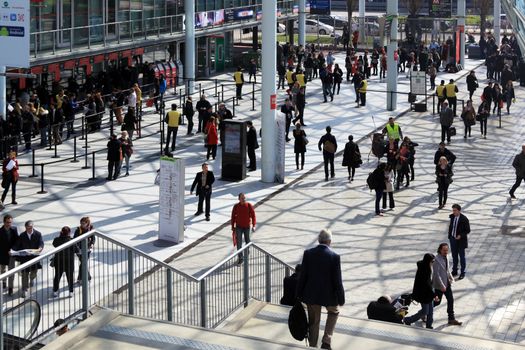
[0,230,293,349]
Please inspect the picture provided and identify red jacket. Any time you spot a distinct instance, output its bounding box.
[206,123,219,145]
[231,202,256,229]
[2,158,19,182]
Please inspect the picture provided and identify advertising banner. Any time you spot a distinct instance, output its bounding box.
[0,0,30,67]
[309,0,331,15]
[410,71,427,95]
[275,114,286,184]
[429,0,452,18]
[158,157,185,244]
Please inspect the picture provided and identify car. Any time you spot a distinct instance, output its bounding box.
[258,23,286,33]
[294,19,335,35]
[350,21,380,36]
[309,15,348,29]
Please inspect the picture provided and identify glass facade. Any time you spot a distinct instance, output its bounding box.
[30,0,298,58]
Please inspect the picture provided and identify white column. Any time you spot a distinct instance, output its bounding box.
[0,66,5,121]
[494,0,501,47]
[184,0,195,94]
[298,0,306,46]
[386,2,398,111]
[458,0,466,67]
[261,0,277,183]
[359,0,365,45]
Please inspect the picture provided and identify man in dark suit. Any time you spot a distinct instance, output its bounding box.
[448,204,470,280]
[297,229,345,350]
[106,134,122,180]
[0,214,18,295]
[190,163,215,221]
[246,121,258,171]
[13,220,44,298]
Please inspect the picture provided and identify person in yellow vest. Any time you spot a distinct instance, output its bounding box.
[358,78,368,107]
[445,78,459,116]
[382,117,403,146]
[233,67,244,100]
[436,80,446,114]
[286,67,295,89]
[133,83,142,120]
[295,68,306,93]
[165,104,181,153]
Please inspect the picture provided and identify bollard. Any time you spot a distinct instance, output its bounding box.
[90,152,96,180]
[80,116,85,140]
[138,118,142,138]
[232,97,236,117]
[37,164,47,194]
[432,95,435,115]
[199,83,202,96]
[82,140,89,169]
[498,110,502,128]
[29,149,37,178]
[252,82,255,111]
[71,136,79,163]
[221,85,224,102]
[179,88,182,107]
[110,111,114,136]
[82,127,90,149]
[215,79,218,97]
[52,141,60,158]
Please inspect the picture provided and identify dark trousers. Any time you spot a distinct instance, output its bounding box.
[438,182,449,206]
[1,179,16,203]
[437,98,445,113]
[480,118,488,136]
[197,189,211,217]
[382,191,395,209]
[247,146,256,170]
[430,76,436,90]
[510,176,524,196]
[53,262,74,293]
[449,238,466,275]
[206,145,217,160]
[77,252,91,281]
[23,128,31,150]
[295,152,305,169]
[435,283,455,321]
[332,82,341,95]
[468,90,475,100]
[360,92,366,106]
[396,170,410,189]
[464,123,472,137]
[235,227,251,260]
[323,83,333,102]
[278,75,285,89]
[294,107,305,125]
[108,160,121,180]
[187,115,194,134]
[447,97,457,116]
[441,125,451,143]
[285,117,292,139]
[347,166,355,179]
[409,160,415,180]
[323,152,335,179]
[165,126,179,151]
[236,84,243,98]
[375,189,384,215]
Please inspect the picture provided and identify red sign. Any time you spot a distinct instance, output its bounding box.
[270,94,276,110]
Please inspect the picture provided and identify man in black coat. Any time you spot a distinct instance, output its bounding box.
[448,204,470,279]
[371,162,387,216]
[13,220,44,298]
[280,98,294,142]
[195,95,212,133]
[318,126,337,181]
[0,214,18,295]
[466,70,478,100]
[434,142,456,166]
[190,163,215,221]
[297,229,345,349]
[106,134,122,180]
[246,121,258,171]
[367,296,403,324]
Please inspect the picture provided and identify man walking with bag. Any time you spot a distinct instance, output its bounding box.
[190,163,215,222]
[297,229,345,349]
[318,126,337,181]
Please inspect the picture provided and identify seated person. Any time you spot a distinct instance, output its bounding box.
[280,264,302,306]
[367,295,403,324]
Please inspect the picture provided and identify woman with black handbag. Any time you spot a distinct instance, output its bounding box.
[293,123,307,171]
[342,135,361,181]
[436,156,454,209]
[461,100,476,138]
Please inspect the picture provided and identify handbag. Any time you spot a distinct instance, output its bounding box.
[302,135,309,145]
[449,126,456,137]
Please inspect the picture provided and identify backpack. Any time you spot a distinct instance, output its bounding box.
[288,301,308,341]
[367,172,376,190]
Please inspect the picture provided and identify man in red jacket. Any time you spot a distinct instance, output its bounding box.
[231,193,256,265]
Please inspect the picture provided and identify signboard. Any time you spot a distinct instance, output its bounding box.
[410,71,427,95]
[222,120,246,181]
[158,157,185,244]
[195,9,225,28]
[234,8,254,20]
[0,0,29,68]
[270,94,277,110]
[385,15,394,39]
[429,0,452,18]
[275,114,286,184]
[309,0,331,15]
[224,123,242,154]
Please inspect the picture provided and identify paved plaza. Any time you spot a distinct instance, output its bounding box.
[6,52,525,344]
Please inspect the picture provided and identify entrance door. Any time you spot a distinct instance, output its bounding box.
[105,0,117,39]
[197,37,209,77]
[215,37,225,72]
[56,0,72,47]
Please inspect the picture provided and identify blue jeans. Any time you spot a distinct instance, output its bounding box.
[404,301,433,328]
[235,227,251,260]
[449,238,466,275]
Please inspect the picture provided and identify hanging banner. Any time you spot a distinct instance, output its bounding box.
[309,0,331,15]
[0,0,30,68]
[275,114,286,184]
[158,157,185,244]
[429,0,452,18]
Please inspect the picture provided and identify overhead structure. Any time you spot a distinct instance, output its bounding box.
[386,0,398,111]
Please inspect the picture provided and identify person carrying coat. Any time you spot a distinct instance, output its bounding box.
[106,134,122,181]
[52,226,78,298]
[342,135,361,182]
[190,163,215,221]
[403,253,436,329]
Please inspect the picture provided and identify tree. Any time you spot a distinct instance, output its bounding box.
[403,0,423,42]
[475,0,493,34]
[346,0,356,30]
[405,0,423,16]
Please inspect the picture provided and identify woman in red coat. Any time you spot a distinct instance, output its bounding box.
[2,151,19,205]
[206,117,219,160]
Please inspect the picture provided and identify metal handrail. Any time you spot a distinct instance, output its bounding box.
[197,243,255,280]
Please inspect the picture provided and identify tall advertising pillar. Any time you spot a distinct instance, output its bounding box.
[494,0,501,46]
[298,0,306,46]
[359,0,365,45]
[458,0,466,67]
[0,66,5,121]
[158,157,185,244]
[261,0,278,183]
[184,0,196,95]
[386,1,398,111]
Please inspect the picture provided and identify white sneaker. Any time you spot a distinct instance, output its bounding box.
[53,292,59,298]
